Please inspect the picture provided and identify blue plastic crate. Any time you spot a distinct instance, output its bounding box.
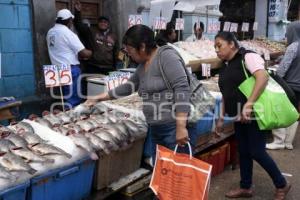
[28,157,95,200]
[0,181,30,200]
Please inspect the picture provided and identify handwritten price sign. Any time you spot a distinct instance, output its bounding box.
[230,23,238,32]
[154,17,167,30]
[106,72,131,91]
[223,22,231,31]
[128,15,143,28]
[208,21,220,33]
[175,18,184,30]
[253,22,258,31]
[43,65,72,88]
[242,23,250,32]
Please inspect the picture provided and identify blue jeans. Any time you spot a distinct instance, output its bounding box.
[62,65,82,108]
[235,121,287,189]
[149,122,197,160]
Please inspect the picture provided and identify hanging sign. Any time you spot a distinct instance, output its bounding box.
[128,15,143,28]
[253,22,258,31]
[175,18,185,30]
[43,65,72,88]
[242,23,250,32]
[223,22,231,31]
[230,23,238,32]
[268,0,281,22]
[208,20,220,33]
[202,64,211,77]
[154,17,167,30]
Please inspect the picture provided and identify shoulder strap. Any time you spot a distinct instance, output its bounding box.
[157,45,191,91]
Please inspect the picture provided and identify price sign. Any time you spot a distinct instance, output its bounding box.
[175,18,184,30]
[230,23,238,32]
[202,64,211,77]
[208,21,220,33]
[253,22,258,31]
[128,15,143,28]
[268,0,280,22]
[43,65,72,88]
[106,72,131,91]
[264,51,271,61]
[223,22,231,31]
[154,17,167,30]
[242,22,250,32]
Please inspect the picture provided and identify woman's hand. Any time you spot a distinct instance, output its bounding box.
[84,99,98,107]
[176,126,189,146]
[241,101,253,123]
[215,118,224,135]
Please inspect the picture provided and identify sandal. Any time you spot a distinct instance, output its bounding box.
[225,188,253,198]
[274,183,291,200]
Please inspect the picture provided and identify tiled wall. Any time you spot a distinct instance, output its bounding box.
[0,0,35,98]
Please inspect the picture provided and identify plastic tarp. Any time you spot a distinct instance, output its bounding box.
[149,0,176,26]
[174,0,221,12]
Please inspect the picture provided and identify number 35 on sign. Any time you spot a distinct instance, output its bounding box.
[43,65,72,88]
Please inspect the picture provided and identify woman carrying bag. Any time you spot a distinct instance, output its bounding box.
[85,24,197,160]
[215,32,291,200]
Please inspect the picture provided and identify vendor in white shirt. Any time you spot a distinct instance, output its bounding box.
[185,22,207,42]
[46,9,92,108]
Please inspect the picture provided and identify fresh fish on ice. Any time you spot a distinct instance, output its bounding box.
[0,152,37,174]
[30,143,72,159]
[11,147,54,163]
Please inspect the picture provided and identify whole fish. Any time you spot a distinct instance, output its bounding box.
[0,152,37,174]
[73,104,92,116]
[85,133,110,154]
[76,121,95,132]
[5,133,28,148]
[55,112,73,124]
[90,114,110,124]
[93,130,120,151]
[0,139,17,152]
[65,124,84,134]
[101,124,128,145]
[0,164,15,180]
[29,114,53,128]
[68,134,98,160]
[22,132,48,145]
[30,143,72,159]
[0,126,15,138]
[92,103,108,114]
[11,121,35,134]
[11,147,54,163]
[53,126,75,136]
[42,111,63,127]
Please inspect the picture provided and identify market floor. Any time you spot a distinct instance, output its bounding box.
[102,127,300,200]
[209,127,300,200]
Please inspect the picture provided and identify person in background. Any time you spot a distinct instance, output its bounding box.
[155,22,177,46]
[215,32,290,199]
[85,25,196,161]
[185,21,207,42]
[266,21,300,150]
[46,9,92,108]
[74,0,120,74]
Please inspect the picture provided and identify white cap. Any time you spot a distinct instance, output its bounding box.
[56,9,74,20]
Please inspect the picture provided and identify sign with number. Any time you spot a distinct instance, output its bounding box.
[128,15,143,28]
[202,64,211,77]
[154,17,167,30]
[230,23,238,32]
[264,51,271,61]
[242,23,250,32]
[106,72,131,91]
[223,22,231,31]
[43,65,72,88]
[208,20,220,33]
[253,22,258,31]
[175,18,184,30]
[268,0,280,22]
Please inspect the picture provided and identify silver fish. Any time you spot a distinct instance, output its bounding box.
[0,126,15,138]
[22,132,48,145]
[42,111,63,127]
[5,133,28,148]
[65,124,84,134]
[76,121,95,132]
[68,134,98,160]
[35,118,52,128]
[0,139,17,152]
[73,104,92,116]
[11,121,35,134]
[0,152,37,174]
[0,164,15,180]
[55,112,73,124]
[85,133,110,154]
[11,148,54,163]
[31,143,72,159]
[93,130,120,151]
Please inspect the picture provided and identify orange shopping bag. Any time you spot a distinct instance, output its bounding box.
[150,144,212,200]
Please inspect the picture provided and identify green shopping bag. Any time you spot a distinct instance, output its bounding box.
[238,60,299,130]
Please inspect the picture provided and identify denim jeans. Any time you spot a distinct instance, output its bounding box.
[62,65,82,108]
[149,122,197,161]
[235,121,287,189]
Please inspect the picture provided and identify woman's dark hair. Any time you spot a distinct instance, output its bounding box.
[194,22,204,30]
[215,32,239,48]
[123,25,156,54]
